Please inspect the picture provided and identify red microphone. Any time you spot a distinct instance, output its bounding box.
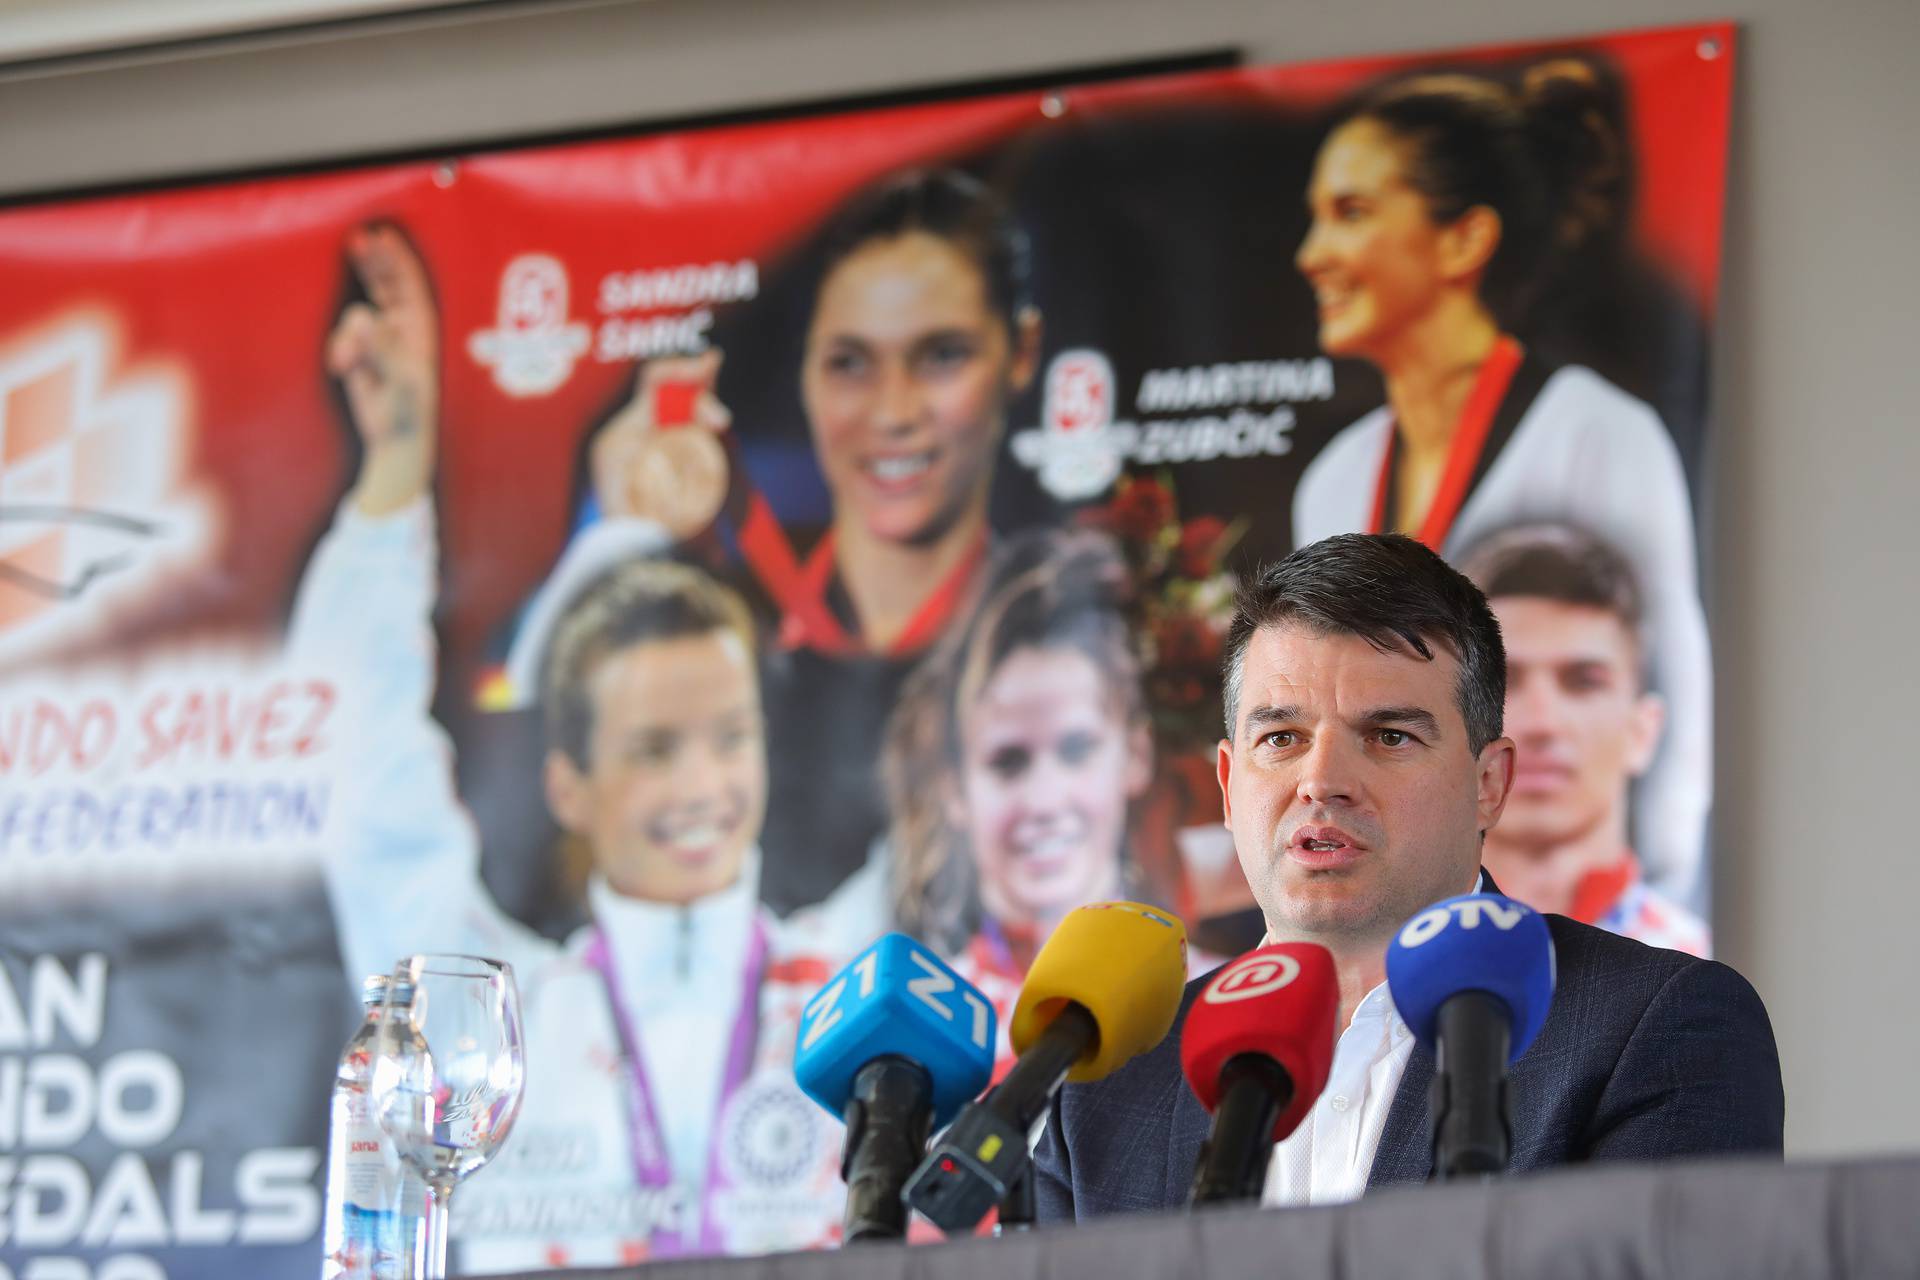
[1180,943,1339,1206]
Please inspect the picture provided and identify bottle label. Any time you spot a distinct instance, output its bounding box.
[343,1084,398,1209]
[327,1014,430,1279]
[330,1067,425,1277]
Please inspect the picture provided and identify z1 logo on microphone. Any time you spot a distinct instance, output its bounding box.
[1202,952,1301,1005]
[798,941,991,1054]
[1397,897,1527,949]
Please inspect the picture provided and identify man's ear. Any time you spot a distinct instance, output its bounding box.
[1475,735,1517,835]
[545,748,592,835]
[1216,738,1235,829]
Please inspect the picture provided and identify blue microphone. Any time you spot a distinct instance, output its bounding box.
[794,934,996,1242]
[1386,892,1555,1180]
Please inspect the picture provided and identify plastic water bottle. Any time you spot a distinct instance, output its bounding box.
[322,974,429,1279]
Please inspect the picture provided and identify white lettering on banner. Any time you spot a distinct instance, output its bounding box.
[1398,899,1526,949]
[0,957,320,1255]
[1135,359,1335,411]
[81,1153,168,1247]
[101,1258,166,1280]
[0,1144,321,1251]
[594,308,715,361]
[0,1259,168,1280]
[95,1053,182,1150]
[597,261,759,313]
[1010,407,1298,499]
[0,954,106,1052]
[12,1057,94,1148]
[456,1184,684,1238]
[232,1147,321,1244]
[1,1050,184,1153]
[1123,409,1298,464]
[165,1151,233,1246]
[1013,346,1330,499]
[11,1154,87,1246]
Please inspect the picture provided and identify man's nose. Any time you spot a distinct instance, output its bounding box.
[1507,680,1564,742]
[1295,734,1359,807]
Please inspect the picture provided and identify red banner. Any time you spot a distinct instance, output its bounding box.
[0,23,1731,1278]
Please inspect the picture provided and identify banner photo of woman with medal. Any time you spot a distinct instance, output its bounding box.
[1287,59,1715,920]
[0,21,1730,1278]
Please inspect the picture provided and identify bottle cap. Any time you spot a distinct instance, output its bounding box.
[358,973,418,1010]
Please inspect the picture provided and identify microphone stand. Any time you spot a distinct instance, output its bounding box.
[1429,991,1511,1181]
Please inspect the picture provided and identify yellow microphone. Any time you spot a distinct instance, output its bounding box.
[904,901,1188,1232]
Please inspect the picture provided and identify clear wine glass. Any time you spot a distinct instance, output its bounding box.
[371,954,526,1279]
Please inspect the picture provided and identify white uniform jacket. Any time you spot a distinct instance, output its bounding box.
[289,501,849,1273]
[1292,365,1712,902]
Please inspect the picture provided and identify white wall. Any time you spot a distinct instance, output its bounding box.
[2,0,1916,1159]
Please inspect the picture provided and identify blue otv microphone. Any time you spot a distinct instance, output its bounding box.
[1386,893,1555,1181]
[794,934,996,1242]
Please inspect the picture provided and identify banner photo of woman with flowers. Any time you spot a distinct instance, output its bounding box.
[0,21,1729,1278]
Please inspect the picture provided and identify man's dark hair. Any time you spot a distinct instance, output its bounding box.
[1222,533,1506,754]
[1457,522,1647,687]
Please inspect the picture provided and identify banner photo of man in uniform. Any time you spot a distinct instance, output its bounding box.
[0,22,1730,1277]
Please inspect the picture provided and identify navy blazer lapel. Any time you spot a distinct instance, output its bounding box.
[1367,1043,1434,1188]
[1162,1077,1210,1205]
[1366,868,1498,1189]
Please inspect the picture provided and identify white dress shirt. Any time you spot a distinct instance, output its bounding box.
[1260,979,1413,1207]
[1260,871,1487,1207]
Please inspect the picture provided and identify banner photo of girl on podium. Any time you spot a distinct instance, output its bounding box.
[0,22,1730,1278]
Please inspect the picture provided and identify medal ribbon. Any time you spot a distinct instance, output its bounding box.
[649,377,984,658]
[1367,335,1525,547]
[739,511,985,658]
[582,912,768,1258]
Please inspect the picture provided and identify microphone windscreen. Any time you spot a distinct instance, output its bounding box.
[1179,943,1338,1141]
[1010,901,1187,1082]
[1386,893,1556,1062]
[793,933,996,1126]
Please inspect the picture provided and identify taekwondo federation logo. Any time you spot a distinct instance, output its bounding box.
[1203,952,1303,1005]
[719,1076,819,1192]
[1013,349,1125,502]
[467,253,593,397]
[0,314,210,664]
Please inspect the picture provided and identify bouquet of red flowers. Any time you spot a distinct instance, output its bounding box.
[1078,471,1246,754]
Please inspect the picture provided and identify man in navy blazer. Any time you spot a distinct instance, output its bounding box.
[1034,534,1782,1221]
